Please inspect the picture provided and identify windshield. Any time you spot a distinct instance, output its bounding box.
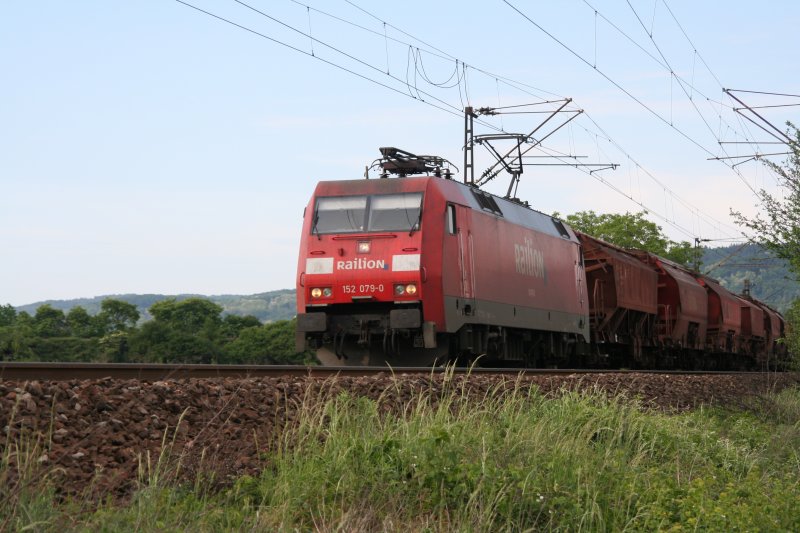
[368,193,423,231]
[314,196,367,233]
[314,192,423,234]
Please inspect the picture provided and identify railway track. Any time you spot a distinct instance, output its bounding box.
[0,361,772,381]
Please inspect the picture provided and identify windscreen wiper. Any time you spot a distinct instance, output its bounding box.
[311,210,321,240]
[408,210,422,237]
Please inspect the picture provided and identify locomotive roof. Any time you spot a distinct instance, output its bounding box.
[313,176,578,243]
[460,183,577,242]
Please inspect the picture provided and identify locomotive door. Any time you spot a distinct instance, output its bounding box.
[455,204,476,316]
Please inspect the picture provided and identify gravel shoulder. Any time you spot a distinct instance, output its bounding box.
[2,371,798,500]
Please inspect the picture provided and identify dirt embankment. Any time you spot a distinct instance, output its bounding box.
[2,371,797,500]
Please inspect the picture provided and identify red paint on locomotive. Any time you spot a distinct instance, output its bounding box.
[296,175,589,366]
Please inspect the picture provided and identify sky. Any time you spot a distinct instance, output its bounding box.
[2,0,799,306]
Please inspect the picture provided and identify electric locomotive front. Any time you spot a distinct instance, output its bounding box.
[295,176,447,366]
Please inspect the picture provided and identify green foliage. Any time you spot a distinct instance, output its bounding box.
[785,299,800,362]
[0,304,16,327]
[702,244,800,313]
[15,311,33,327]
[225,319,310,364]
[149,298,223,334]
[2,295,306,364]
[23,337,101,362]
[128,321,173,363]
[127,298,224,363]
[0,325,34,360]
[732,122,800,276]
[220,314,262,342]
[99,331,131,363]
[0,312,35,360]
[563,210,698,267]
[97,298,140,333]
[33,305,68,338]
[14,289,297,323]
[209,384,800,531]
[66,306,99,338]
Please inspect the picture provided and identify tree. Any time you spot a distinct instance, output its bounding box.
[99,331,130,363]
[149,298,223,334]
[2,311,36,359]
[131,298,225,363]
[785,300,800,366]
[225,319,311,364]
[0,304,16,327]
[128,320,172,363]
[67,306,98,338]
[220,314,262,341]
[730,123,800,363]
[97,298,140,334]
[34,304,68,337]
[561,210,697,268]
[732,123,800,276]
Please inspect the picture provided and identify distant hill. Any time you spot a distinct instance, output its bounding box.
[14,289,296,323]
[701,244,799,313]
[11,244,800,320]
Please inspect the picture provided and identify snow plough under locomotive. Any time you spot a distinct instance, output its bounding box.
[295,148,787,369]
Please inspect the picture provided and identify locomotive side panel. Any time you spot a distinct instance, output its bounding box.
[420,179,589,343]
[463,209,587,337]
[417,178,459,334]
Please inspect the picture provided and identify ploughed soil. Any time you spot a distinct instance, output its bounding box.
[1,371,798,501]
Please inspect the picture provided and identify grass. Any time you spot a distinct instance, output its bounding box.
[2,377,800,532]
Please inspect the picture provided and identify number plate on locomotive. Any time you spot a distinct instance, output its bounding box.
[342,284,385,294]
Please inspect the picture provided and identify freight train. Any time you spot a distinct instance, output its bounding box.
[295,148,788,370]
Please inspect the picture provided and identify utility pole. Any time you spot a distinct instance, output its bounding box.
[694,237,713,272]
[463,107,475,185]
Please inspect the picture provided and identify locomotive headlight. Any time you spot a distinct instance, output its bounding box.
[394,284,406,296]
[357,241,371,254]
[322,287,332,297]
[405,284,417,295]
[311,288,323,298]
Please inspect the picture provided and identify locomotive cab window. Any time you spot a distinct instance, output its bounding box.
[368,193,423,232]
[314,196,368,233]
[313,192,423,234]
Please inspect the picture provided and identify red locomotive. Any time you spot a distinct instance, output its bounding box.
[296,148,589,366]
[295,148,788,369]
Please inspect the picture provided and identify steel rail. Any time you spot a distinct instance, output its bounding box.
[0,362,772,382]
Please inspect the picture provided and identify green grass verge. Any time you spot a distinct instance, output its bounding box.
[4,380,800,532]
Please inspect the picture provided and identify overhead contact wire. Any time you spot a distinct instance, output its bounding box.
[174,0,469,123]
[503,0,759,199]
[624,1,759,196]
